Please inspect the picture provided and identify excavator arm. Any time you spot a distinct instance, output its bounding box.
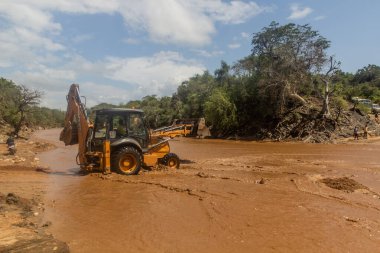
[60,84,91,166]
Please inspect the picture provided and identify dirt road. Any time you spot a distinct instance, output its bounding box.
[3,129,380,252]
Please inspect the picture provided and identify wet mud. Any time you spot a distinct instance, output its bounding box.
[0,192,69,253]
[3,129,380,252]
[0,135,69,253]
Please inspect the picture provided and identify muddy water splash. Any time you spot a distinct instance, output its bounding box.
[36,129,380,253]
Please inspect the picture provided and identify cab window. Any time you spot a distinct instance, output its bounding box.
[112,115,127,138]
[128,113,145,134]
[94,114,108,138]
[128,113,148,147]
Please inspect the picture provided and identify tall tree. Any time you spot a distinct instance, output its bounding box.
[176,71,215,118]
[251,22,330,118]
[12,85,43,135]
[320,56,341,117]
[214,61,231,87]
[204,88,237,134]
[352,64,380,86]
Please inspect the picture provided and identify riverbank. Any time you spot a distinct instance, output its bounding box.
[0,135,69,252]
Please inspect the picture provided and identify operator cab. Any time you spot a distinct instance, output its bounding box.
[91,108,149,151]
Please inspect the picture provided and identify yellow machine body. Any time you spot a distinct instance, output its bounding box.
[151,124,193,138]
[143,141,170,167]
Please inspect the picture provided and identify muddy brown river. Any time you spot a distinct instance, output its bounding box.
[34,129,380,253]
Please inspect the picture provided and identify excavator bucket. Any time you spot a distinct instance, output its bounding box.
[59,121,78,145]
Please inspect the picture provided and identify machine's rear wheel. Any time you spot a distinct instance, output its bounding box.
[113,147,142,175]
[162,153,180,169]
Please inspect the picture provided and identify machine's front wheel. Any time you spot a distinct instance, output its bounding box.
[162,153,180,169]
[113,147,142,175]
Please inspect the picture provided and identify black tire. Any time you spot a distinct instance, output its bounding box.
[162,153,180,169]
[113,146,142,175]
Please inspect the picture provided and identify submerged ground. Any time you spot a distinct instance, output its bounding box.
[1,129,380,252]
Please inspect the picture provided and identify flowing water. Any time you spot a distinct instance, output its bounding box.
[34,129,380,253]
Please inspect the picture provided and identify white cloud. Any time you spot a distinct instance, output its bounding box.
[72,34,93,44]
[10,66,76,92]
[192,49,224,58]
[194,0,271,24]
[0,2,61,33]
[105,51,205,96]
[0,27,64,68]
[4,0,120,15]
[115,0,271,45]
[0,0,270,108]
[0,0,269,47]
[78,81,136,108]
[287,4,313,20]
[118,0,215,46]
[10,67,77,108]
[228,43,241,49]
[8,51,205,108]
[0,0,270,66]
[123,38,140,45]
[314,15,326,21]
[241,32,250,39]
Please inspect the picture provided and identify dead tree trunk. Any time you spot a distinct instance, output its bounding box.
[320,56,340,117]
[321,79,331,117]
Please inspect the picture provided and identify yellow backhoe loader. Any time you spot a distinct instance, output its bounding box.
[59,84,180,175]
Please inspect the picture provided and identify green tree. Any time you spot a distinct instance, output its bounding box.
[331,96,349,122]
[214,61,231,87]
[140,95,161,128]
[0,78,44,135]
[12,85,43,135]
[353,64,380,85]
[124,100,141,109]
[204,88,237,134]
[252,22,330,118]
[176,71,215,118]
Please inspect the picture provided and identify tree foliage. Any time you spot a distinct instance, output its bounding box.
[353,64,380,85]
[0,78,64,135]
[83,22,380,138]
[204,88,237,133]
[251,22,330,117]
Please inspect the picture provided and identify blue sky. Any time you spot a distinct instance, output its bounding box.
[0,0,379,109]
